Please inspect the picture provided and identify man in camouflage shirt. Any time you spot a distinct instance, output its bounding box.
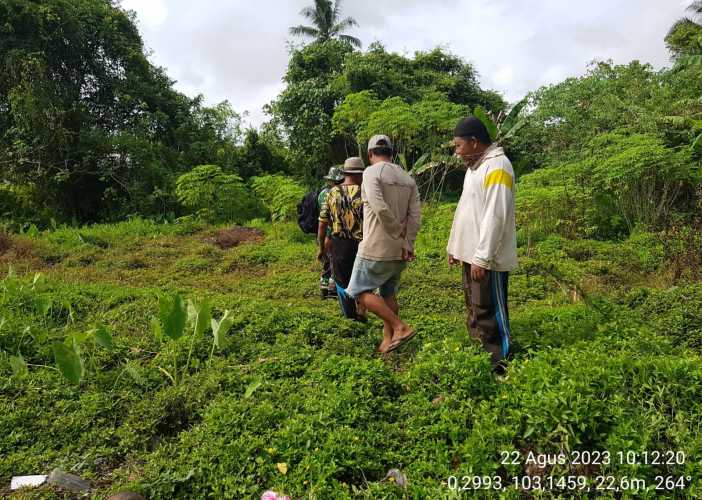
[318,166,343,298]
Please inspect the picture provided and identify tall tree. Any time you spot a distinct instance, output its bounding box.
[0,0,244,222]
[289,0,361,48]
[666,1,702,63]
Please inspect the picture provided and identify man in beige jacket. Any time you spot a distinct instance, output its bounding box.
[343,135,421,353]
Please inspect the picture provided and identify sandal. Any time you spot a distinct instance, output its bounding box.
[386,330,417,353]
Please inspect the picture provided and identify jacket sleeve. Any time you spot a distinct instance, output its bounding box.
[403,182,422,253]
[364,167,403,238]
[472,164,514,269]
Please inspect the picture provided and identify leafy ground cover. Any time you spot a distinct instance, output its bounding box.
[1,205,701,499]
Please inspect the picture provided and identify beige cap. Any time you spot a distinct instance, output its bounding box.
[342,157,365,174]
[367,134,393,151]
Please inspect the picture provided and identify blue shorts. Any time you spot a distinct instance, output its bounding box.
[345,257,406,298]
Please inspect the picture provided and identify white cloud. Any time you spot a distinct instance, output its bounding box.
[493,66,515,88]
[121,0,687,126]
[121,0,168,28]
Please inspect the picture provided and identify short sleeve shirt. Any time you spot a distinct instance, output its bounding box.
[319,185,363,240]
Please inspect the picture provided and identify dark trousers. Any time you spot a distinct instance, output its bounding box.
[332,237,360,318]
[462,263,511,365]
[320,252,332,282]
[331,237,360,288]
[320,237,333,286]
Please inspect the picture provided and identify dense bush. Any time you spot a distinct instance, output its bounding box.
[250,175,307,222]
[517,132,700,239]
[175,165,264,223]
[0,182,52,230]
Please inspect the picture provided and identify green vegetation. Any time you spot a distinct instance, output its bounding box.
[1,0,702,498]
[1,205,701,498]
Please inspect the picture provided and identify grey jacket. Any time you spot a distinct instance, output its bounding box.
[357,161,421,261]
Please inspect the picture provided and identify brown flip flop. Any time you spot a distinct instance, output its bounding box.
[386,330,417,353]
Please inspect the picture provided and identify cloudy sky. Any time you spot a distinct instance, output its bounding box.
[120,0,689,127]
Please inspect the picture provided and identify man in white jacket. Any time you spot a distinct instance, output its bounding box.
[447,116,517,372]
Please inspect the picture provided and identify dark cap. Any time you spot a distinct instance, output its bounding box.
[454,116,492,144]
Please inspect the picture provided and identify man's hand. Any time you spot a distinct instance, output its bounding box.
[317,238,325,261]
[402,248,415,262]
[448,254,459,267]
[399,218,408,240]
[471,264,487,282]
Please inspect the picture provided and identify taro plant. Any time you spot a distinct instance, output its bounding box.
[6,324,116,385]
[152,293,236,385]
[1,269,105,383]
[52,325,115,385]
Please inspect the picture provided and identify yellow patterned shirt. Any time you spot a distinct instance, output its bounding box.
[319,185,363,240]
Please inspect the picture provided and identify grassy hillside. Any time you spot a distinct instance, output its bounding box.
[1,204,701,499]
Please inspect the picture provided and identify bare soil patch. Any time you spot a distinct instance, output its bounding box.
[208,226,264,250]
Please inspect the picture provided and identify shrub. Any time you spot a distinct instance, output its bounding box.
[517,133,700,239]
[176,165,264,223]
[0,182,52,229]
[587,133,699,232]
[250,175,306,222]
[517,162,608,240]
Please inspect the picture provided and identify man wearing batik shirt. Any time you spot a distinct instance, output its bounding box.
[447,116,518,373]
[317,166,344,298]
[318,157,366,321]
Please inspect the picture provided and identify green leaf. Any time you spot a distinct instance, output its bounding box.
[159,294,187,340]
[244,380,262,399]
[9,353,28,378]
[92,325,114,350]
[62,300,75,323]
[473,106,497,141]
[53,343,83,385]
[408,153,430,175]
[189,299,212,337]
[397,153,408,170]
[34,296,52,317]
[677,54,702,69]
[413,163,435,176]
[151,317,163,342]
[692,131,702,153]
[30,272,44,290]
[124,360,145,386]
[501,98,527,132]
[502,120,527,141]
[69,331,91,348]
[211,310,236,350]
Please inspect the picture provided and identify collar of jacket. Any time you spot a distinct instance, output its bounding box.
[469,144,504,170]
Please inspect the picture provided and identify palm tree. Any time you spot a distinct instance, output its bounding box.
[666,1,702,61]
[289,0,361,48]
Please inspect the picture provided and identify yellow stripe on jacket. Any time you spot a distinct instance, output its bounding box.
[484,169,514,190]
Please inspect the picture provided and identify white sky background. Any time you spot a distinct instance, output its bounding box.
[120,0,690,128]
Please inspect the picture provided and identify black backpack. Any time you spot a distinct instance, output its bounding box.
[297,190,319,234]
